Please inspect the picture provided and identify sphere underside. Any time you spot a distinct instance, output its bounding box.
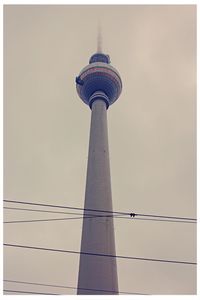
[76,63,122,106]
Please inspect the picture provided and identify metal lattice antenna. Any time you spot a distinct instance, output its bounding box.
[97,23,102,53]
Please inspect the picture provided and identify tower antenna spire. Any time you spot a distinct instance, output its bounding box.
[97,23,102,53]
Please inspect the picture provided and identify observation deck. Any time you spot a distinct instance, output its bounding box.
[76,53,122,108]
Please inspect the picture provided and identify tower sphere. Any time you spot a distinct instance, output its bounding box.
[76,53,122,108]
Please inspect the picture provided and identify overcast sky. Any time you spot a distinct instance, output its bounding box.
[3,4,196,296]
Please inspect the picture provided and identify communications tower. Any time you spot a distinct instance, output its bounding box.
[75,37,122,295]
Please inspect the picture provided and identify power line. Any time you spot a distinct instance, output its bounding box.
[4,206,196,224]
[136,212,196,221]
[4,216,90,223]
[3,207,124,224]
[3,206,125,218]
[4,214,197,224]
[123,217,196,224]
[3,289,59,295]
[3,206,84,216]
[3,206,197,224]
[3,243,197,265]
[3,199,197,221]
[4,279,148,295]
[3,206,123,223]
[3,199,128,216]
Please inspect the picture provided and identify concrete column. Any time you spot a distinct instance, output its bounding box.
[77,99,118,295]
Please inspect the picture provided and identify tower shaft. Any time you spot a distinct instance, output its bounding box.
[77,99,118,295]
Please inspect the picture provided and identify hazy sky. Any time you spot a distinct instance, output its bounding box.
[3,4,196,296]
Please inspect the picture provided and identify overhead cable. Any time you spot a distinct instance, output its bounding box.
[3,199,197,222]
[4,214,197,224]
[3,289,59,295]
[3,243,197,265]
[4,279,147,295]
